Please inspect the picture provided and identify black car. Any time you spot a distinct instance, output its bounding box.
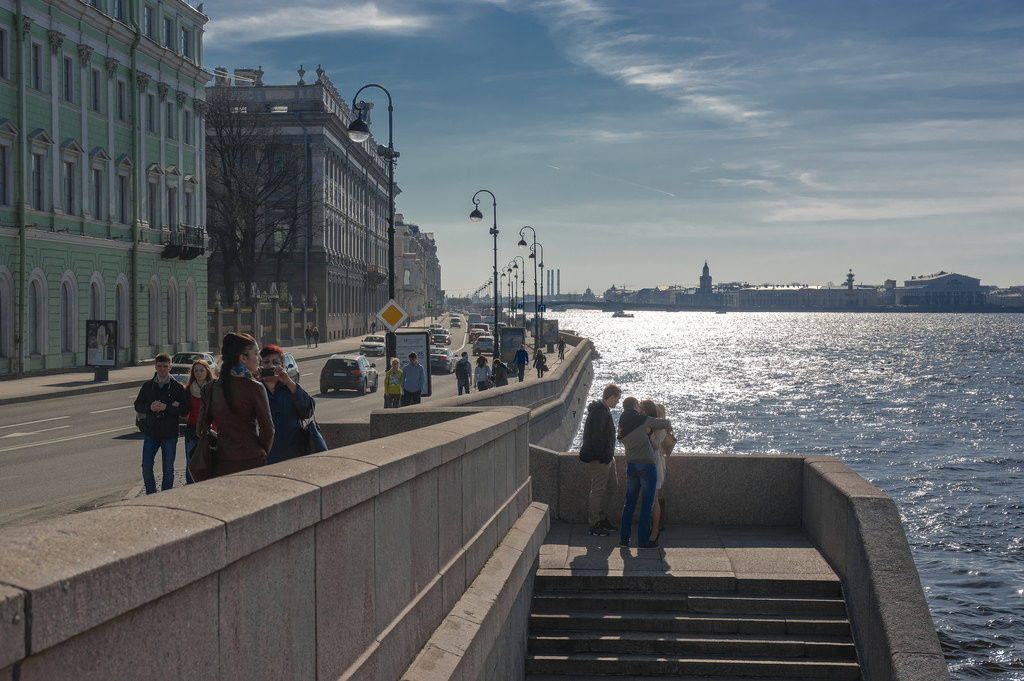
[319,354,379,395]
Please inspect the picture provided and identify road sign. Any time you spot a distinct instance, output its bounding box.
[377,299,409,332]
[538,304,546,313]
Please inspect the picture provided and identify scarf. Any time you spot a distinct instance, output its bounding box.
[229,365,253,379]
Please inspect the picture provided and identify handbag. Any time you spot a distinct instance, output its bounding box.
[188,430,217,482]
[301,417,328,455]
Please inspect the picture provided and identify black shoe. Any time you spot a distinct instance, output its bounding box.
[640,539,661,550]
[619,538,630,547]
[599,518,618,532]
[588,523,609,537]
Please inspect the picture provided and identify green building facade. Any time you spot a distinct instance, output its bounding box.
[0,0,209,375]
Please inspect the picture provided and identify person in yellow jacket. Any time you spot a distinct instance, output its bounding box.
[383,357,403,408]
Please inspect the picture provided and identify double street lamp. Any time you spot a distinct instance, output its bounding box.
[348,83,399,360]
[470,190,500,358]
[518,226,539,348]
[531,242,545,345]
[511,255,525,326]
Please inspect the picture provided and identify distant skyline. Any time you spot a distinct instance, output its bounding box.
[203,1,1024,294]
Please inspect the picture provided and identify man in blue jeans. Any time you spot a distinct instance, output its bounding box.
[134,353,189,494]
[617,396,671,549]
[454,352,473,395]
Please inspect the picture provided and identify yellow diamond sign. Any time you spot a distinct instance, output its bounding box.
[378,300,408,332]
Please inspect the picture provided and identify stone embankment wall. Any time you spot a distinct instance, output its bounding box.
[530,447,950,681]
[0,339,594,681]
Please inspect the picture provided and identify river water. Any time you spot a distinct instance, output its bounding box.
[561,309,1023,679]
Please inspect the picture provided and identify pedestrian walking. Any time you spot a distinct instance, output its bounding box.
[183,359,215,484]
[312,326,320,348]
[400,352,426,406]
[133,353,190,494]
[533,348,548,378]
[474,355,492,391]
[304,324,313,348]
[384,357,403,408]
[580,383,622,537]
[557,337,566,360]
[492,357,510,387]
[455,352,473,395]
[513,344,529,382]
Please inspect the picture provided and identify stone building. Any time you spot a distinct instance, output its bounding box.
[395,214,441,324]
[894,271,988,309]
[206,66,406,342]
[1,0,210,375]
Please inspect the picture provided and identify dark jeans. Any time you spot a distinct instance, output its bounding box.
[620,462,658,547]
[401,390,421,406]
[516,364,526,382]
[142,435,177,494]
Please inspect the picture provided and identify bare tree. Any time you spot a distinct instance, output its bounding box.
[205,87,320,301]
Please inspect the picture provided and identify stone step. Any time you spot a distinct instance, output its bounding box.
[533,589,849,617]
[530,610,852,638]
[534,572,843,599]
[525,652,861,679]
[529,630,856,659]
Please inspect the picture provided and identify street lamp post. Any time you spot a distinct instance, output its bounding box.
[348,83,399,360]
[531,242,545,348]
[511,255,525,327]
[470,190,500,359]
[518,226,539,348]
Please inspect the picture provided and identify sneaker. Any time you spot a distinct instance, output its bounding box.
[588,523,609,537]
[619,538,630,548]
[640,539,661,550]
[599,518,618,532]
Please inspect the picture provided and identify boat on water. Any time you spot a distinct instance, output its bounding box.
[611,310,634,318]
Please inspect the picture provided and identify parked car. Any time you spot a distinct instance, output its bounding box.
[359,335,387,357]
[472,335,495,356]
[430,329,451,346]
[319,354,379,395]
[169,352,218,382]
[429,347,455,374]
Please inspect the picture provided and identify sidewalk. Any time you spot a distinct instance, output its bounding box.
[0,326,407,406]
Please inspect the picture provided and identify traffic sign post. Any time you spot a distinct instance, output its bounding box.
[377,300,409,360]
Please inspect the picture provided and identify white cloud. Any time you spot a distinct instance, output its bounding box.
[205,3,433,45]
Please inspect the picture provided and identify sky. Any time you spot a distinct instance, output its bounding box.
[202,0,1024,296]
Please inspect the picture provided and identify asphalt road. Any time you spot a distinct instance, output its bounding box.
[0,326,472,530]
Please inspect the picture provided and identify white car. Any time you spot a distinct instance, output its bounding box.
[359,335,386,357]
[169,352,218,382]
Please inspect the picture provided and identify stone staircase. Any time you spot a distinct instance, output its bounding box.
[526,574,861,680]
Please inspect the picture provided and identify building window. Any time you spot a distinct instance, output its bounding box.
[62,56,74,102]
[163,18,174,50]
[183,190,193,226]
[144,6,155,38]
[165,102,175,139]
[115,281,128,347]
[147,94,156,131]
[30,153,45,210]
[181,27,192,59]
[60,279,76,353]
[148,282,160,346]
[0,28,8,79]
[63,161,77,215]
[31,43,43,90]
[113,0,124,22]
[166,284,178,344]
[148,181,159,227]
[28,277,44,355]
[92,168,104,220]
[0,145,7,206]
[89,279,102,319]
[90,68,102,112]
[117,174,129,223]
[116,80,127,121]
[183,110,192,144]
[166,186,177,228]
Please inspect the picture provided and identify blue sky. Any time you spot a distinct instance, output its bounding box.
[203,1,1024,296]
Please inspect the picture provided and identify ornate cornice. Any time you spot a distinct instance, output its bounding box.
[135,70,150,90]
[105,57,119,79]
[78,44,93,66]
[22,16,33,39]
[157,82,169,100]
[48,30,65,54]
[176,91,187,108]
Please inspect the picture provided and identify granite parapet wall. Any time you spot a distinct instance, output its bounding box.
[0,407,538,681]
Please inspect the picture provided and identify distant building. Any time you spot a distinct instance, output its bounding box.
[396,214,440,322]
[1,0,210,375]
[699,261,712,295]
[894,272,987,309]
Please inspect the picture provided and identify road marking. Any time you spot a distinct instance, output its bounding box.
[0,416,70,430]
[90,405,134,414]
[1,425,73,438]
[0,426,136,453]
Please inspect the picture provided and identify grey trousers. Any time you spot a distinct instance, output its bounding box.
[587,459,617,525]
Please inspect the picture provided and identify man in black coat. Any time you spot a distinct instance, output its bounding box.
[578,383,622,536]
[133,353,190,494]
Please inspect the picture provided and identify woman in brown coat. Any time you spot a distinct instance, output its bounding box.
[199,333,274,477]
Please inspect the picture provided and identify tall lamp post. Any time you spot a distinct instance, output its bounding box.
[511,255,525,327]
[470,190,500,358]
[348,83,399,360]
[531,242,545,347]
[518,226,539,348]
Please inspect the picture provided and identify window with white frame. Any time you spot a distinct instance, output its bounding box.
[63,160,76,215]
[62,56,74,102]
[92,167,104,220]
[165,101,175,139]
[166,283,178,344]
[89,277,104,319]
[0,144,8,206]
[117,173,129,223]
[27,275,46,355]
[31,42,43,90]
[166,186,177,229]
[113,0,125,22]
[30,152,45,210]
[147,94,156,131]
[91,68,102,112]
[183,109,192,144]
[117,80,127,121]
[116,280,129,347]
[163,18,174,50]
[148,281,160,346]
[60,278,77,353]
[148,180,159,227]
[0,27,8,79]
[0,267,12,358]
[181,27,192,59]
[144,6,155,38]
[183,189,193,226]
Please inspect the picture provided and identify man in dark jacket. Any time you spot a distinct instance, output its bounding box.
[579,383,622,536]
[133,353,190,494]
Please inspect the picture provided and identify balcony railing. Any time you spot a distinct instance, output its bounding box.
[161,224,206,260]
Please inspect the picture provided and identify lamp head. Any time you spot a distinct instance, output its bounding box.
[469,208,483,223]
[517,237,527,248]
[347,115,371,143]
[529,251,536,260]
